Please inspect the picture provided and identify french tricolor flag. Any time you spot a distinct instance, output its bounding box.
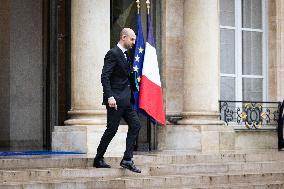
[139,15,166,126]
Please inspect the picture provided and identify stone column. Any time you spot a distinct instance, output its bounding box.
[52,1,127,154]
[269,0,284,104]
[178,0,222,125]
[64,0,108,125]
[275,0,284,100]
[161,0,184,118]
[158,0,234,152]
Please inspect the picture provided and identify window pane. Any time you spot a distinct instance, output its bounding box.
[242,31,262,75]
[242,78,263,101]
[221,29,235,74]
[220,0,235,26]
[221,77,235,101]
[242,0,262,29]
[111,0,136,47]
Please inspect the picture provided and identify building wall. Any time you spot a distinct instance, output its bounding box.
[268,0,278,101]
[268,0,284,102]
[158,0,281,151]
[0,0,43,149]
[9,0,43,147]
[275,0,284,101]
[161,0,284,115]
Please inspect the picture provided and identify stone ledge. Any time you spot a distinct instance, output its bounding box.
[235,129,277,150]
[157,124,235,152]
[54,125,128,132]
[52,125,128,155]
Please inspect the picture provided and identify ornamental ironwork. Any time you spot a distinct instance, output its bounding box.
[219,101,281,129]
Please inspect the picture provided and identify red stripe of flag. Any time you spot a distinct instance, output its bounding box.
[139,75,166,125]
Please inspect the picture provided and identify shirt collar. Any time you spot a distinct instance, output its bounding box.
[117,43,127,53]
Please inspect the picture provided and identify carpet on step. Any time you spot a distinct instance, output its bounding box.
[0,151,85,156]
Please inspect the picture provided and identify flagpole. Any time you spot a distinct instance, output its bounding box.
[146,0,150,15]
[136,0,140,14]
[134,0,141,152]
[145,0,152,152]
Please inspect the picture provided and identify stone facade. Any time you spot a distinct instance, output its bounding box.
[268,0,284,101]
[51,0,284,153]
[275,0,284,101]
[161,0,184,117]
[0,0,284,152]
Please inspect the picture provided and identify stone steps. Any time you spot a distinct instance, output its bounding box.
[1,151,284,169]
[1,172,284,188]
[92,173,284,188]
[1,161,284,182]
[0,167,150,182]
[150,161,284,175]
[0,150,284,188]
[151,181,284,189]
[191,181,284,189]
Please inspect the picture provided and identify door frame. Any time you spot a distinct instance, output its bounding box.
[45,0,71,150]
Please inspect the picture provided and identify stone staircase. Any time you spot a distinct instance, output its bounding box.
[0,150,284,188]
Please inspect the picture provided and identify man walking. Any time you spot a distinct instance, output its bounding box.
[93,28,141,173]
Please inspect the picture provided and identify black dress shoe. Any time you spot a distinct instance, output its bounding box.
[93,158,111,168]
[120,159,141,173]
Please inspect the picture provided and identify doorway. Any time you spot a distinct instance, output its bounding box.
[0,0,70,151]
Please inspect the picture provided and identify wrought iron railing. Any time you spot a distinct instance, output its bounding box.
[219,100,281,129]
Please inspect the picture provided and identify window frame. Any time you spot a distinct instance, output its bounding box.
[220,0,268,101]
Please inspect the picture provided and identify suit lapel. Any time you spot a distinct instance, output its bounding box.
[114,46,129,75]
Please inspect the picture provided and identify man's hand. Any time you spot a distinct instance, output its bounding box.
[108,96,117,110]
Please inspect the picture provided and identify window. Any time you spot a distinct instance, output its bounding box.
[220,0,267,101]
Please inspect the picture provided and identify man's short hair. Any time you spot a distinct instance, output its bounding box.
[120,28,130,39]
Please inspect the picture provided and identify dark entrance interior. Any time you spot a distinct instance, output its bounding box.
[47,0,71,150]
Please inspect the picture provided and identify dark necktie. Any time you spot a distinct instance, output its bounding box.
[124,51,130,62]
[124,51,132,72]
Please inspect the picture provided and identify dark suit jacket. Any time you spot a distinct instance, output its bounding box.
[101,46,136,107]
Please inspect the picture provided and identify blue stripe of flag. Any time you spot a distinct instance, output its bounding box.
[133,14,145,111]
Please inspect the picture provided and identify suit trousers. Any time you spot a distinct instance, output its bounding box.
[95,105,141,160]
